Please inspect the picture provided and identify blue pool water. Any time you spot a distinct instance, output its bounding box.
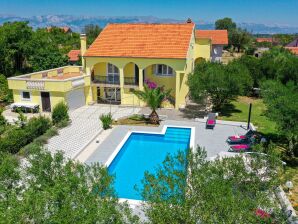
[108,127,191,200]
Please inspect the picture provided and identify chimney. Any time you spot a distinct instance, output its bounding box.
[80,34,87,68]
[186,18,193,24]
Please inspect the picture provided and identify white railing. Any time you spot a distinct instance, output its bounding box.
[26,81,45,90]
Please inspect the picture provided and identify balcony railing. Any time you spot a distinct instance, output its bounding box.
[124,77,138,86]
[93,76,120,85]
[92,76,138,86]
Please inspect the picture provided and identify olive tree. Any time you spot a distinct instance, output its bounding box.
[141,147,286,223]
[0,149,139,223]
[187,61,252,110]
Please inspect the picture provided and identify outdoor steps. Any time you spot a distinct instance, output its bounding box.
[164,129,190,141]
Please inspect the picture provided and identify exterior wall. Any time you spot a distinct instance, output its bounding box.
[85,57,188,108]
[12,89,65,111]
[50,92,66,110]
[176,29,196,108]
[93,62,107,76]
[211,45,224,62]
[122,88,141,105]
[194,38,211,61]
[124,62,135,78]
[144,65,176,98]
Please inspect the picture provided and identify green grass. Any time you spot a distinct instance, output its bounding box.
[218,96,277,135]
[282,166,298,212]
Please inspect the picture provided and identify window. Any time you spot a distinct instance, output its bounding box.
[107,63,120,84]
[21,91,31,101]
[107,63,119,75]
[155,64,174,76]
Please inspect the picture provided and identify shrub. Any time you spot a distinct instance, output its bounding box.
[52,101,69,125]
[100,113,113,130]
[55,118,70,128]
[25,116,52,139]
[44,126,58,138]
[0,116,51,154]
[33,135,49,145]
[129,114,145,121]
[0,108,6,126]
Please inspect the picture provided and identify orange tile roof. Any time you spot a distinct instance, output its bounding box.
[47,26,71,33]
[285,47,298,55]
[68,50,81,61]
[195,30,228,45]
[256,38,274,43]
[84,23,195,59]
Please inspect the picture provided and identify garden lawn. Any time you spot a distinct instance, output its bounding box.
[282,166,298,212]
[218,96,277,135]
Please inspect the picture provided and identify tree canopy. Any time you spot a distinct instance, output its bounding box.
[188,61,252,110]
[0,21,80,77]
[0,149,139,223]
[215,17,237,31]
[261,80,298,158]
[141,147,285,224]
[215,17,252,52]
[83,24,102,46]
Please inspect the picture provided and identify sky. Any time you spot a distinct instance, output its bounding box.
[0,0,297,26]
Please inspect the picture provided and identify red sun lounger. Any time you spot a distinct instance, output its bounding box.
[206,113,216,129]
[229,144,251,152]
[227,130,255,144]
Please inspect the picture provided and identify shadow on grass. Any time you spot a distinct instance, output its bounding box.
[219,103,242,117]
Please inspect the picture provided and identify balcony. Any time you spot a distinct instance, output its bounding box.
[92,76,138,87]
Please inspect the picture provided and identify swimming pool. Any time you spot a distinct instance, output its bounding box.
[107,126,192,200]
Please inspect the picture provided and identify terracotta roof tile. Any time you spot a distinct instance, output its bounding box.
[68,50,81,61]
[195,30,228,45]
[285,47,298,55]
[84,23,195,59]
[256,38,274,43]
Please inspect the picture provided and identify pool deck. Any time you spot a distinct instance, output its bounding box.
[84,119,248,165]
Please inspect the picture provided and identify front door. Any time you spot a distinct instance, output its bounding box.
[41,92,51,112]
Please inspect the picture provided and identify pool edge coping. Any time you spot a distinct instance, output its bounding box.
[104,125,196,167]
[104,124,196,205]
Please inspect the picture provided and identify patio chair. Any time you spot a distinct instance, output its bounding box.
[227,130,255,144]
[205,113,216,129]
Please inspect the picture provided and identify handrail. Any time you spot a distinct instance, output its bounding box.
[92,76,138,86]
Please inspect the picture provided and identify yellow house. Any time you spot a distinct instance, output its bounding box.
[8,21,227,111]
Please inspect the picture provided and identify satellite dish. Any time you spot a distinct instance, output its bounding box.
[213,48,218,55]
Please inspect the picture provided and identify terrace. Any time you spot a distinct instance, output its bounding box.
[8,66,89,92]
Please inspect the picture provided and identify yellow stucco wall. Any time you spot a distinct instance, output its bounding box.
[122,88,141,106]
[12,89,65,111]
[194,38,211,61]
[124,62,135,78]
[144,65,176,98]
[93,62,107,76]
[50,92,66,110]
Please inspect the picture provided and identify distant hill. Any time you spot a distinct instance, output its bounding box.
[1,14,298,34]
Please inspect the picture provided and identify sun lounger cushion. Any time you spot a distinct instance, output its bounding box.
[207,119,215,125]
[231,145,249,150]
[229,135,246,140]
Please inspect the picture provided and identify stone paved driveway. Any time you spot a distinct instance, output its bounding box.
[46,104,140,159]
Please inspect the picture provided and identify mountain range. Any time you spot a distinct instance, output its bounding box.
[1,14,298,34]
